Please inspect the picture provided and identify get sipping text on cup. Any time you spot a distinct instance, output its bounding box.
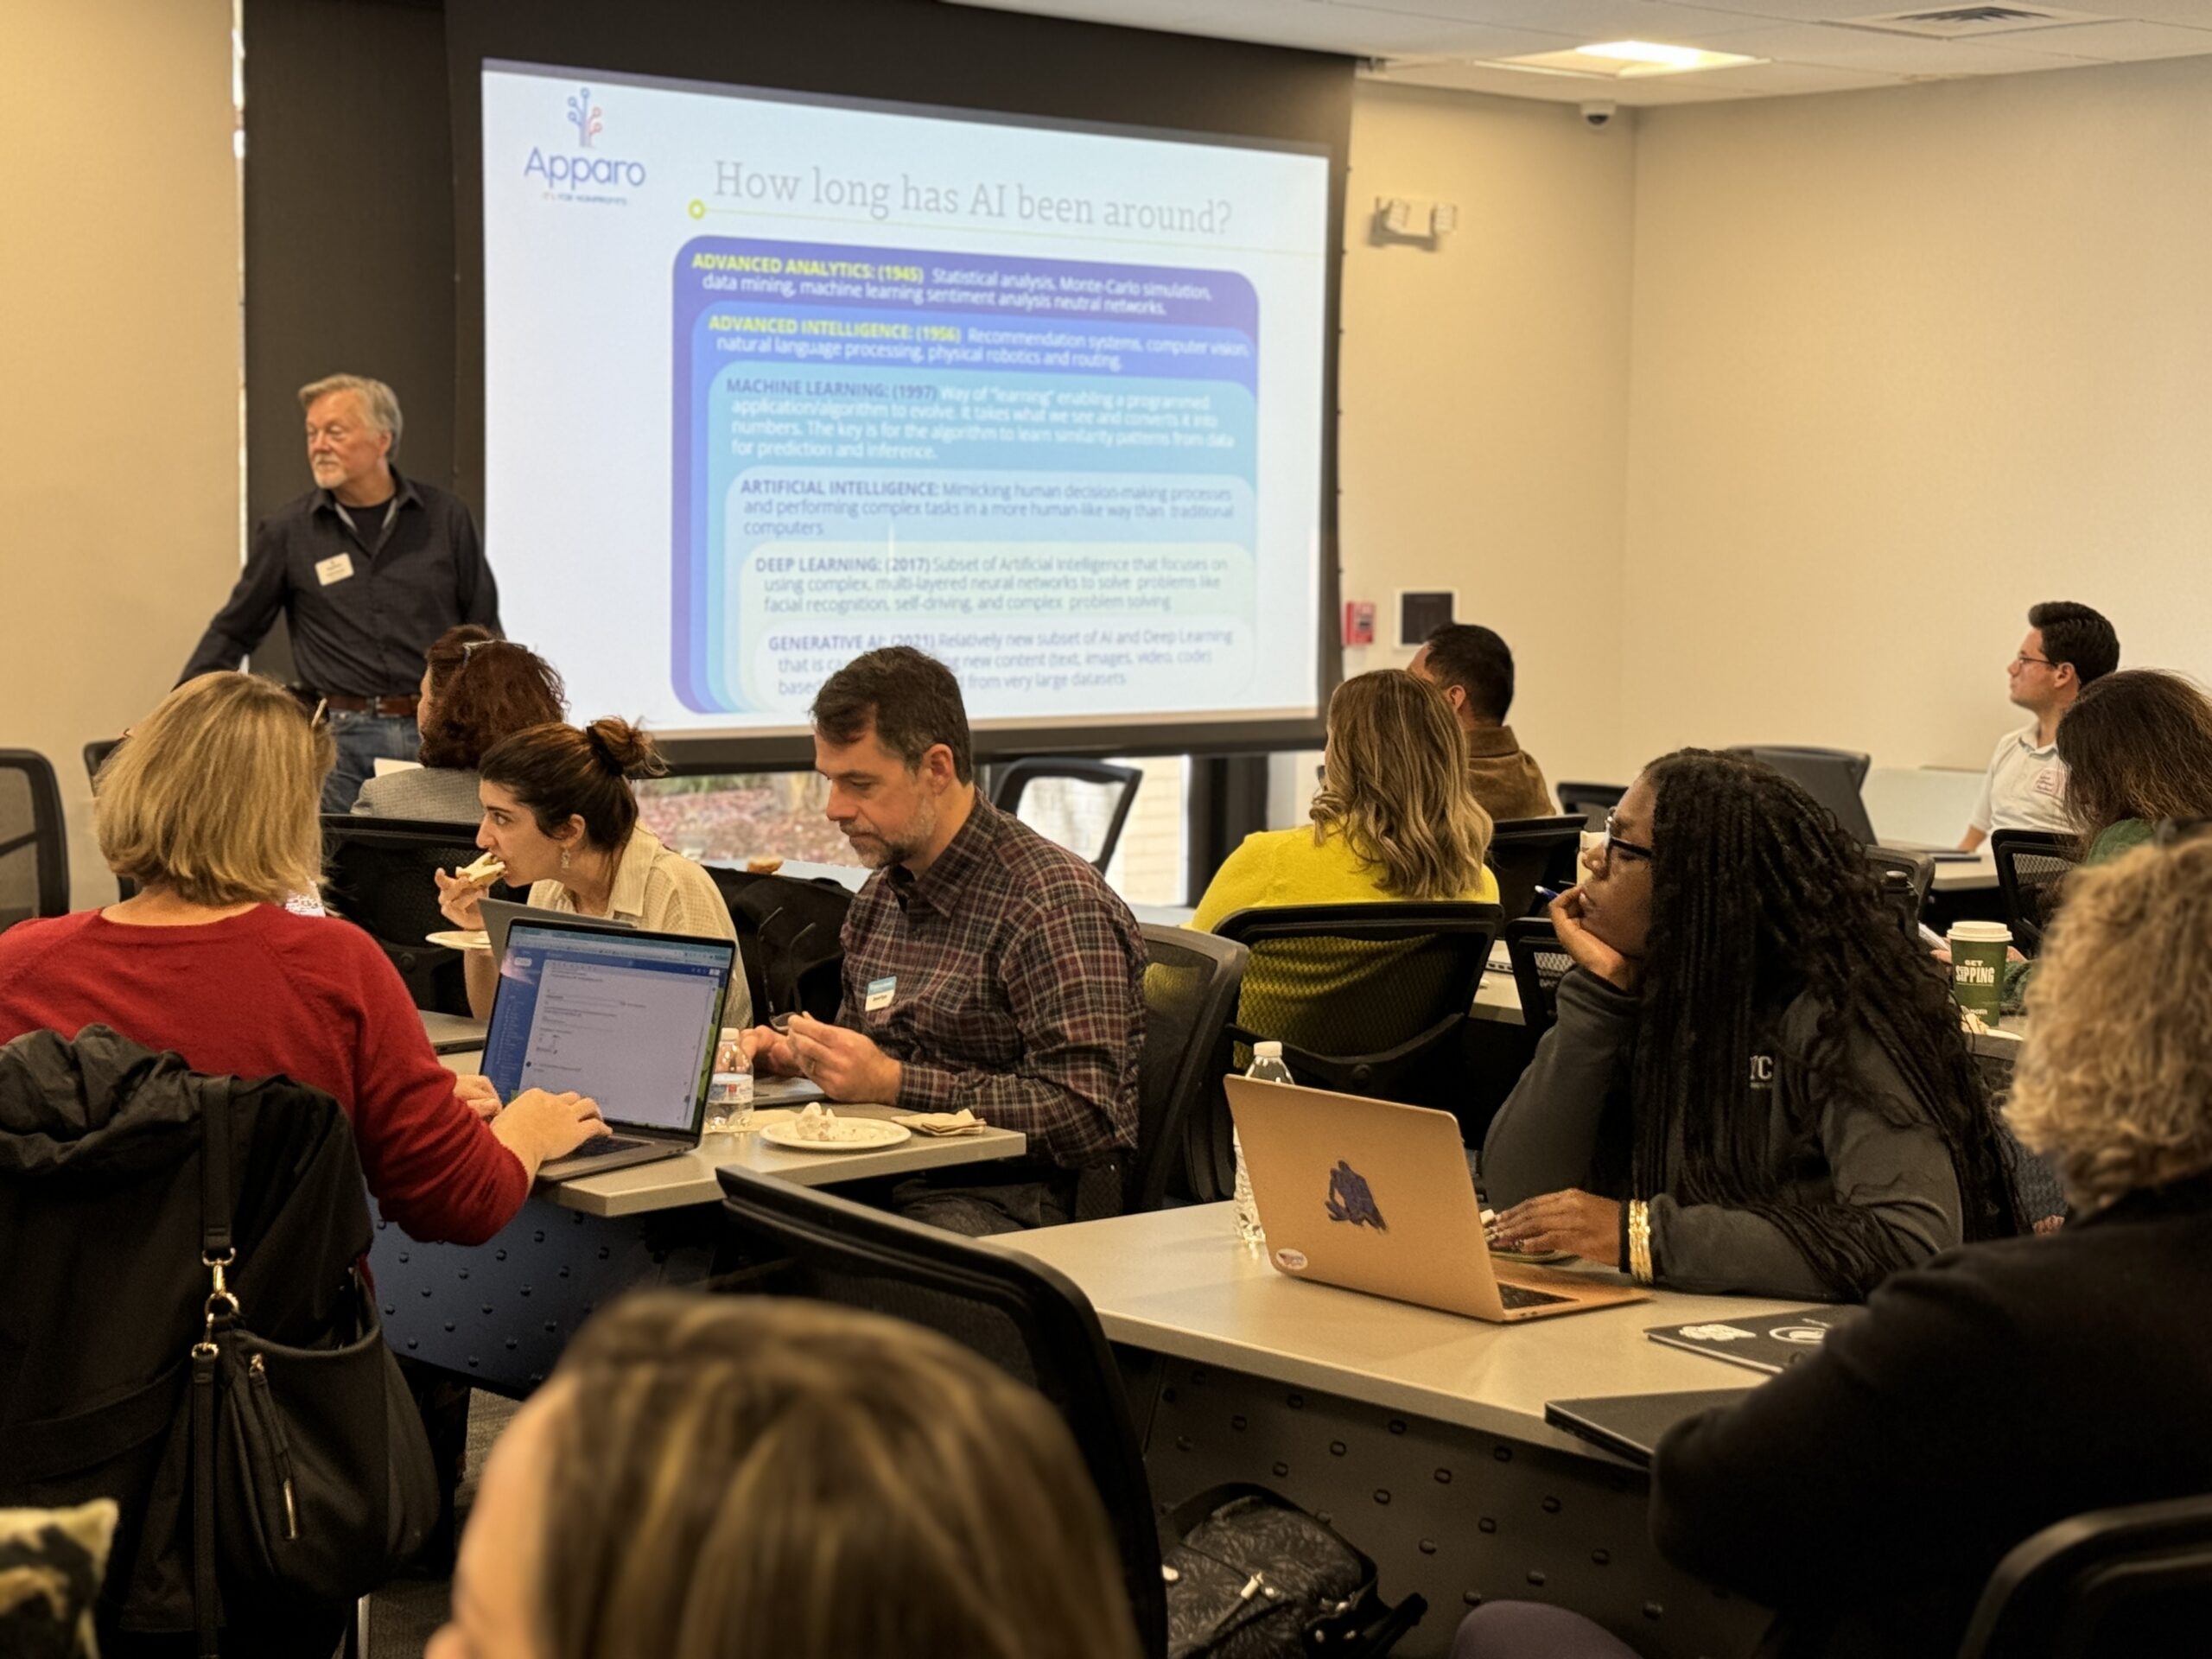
[1947,920,2011,1020]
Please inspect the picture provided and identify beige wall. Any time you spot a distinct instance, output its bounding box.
[1339,83,1637,800]
[5,0,240,906]
[1621,55,2212,776]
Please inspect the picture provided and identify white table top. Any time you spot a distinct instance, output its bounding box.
[1929,849,1999,892]
[417,1008,487,1051]
[436,1050,1026,1216]
[993,1204,1796,1453]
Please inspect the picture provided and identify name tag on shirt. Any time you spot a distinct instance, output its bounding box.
[2034,767,2064,798]
[865,975,897,1013]
[315,552,355,586]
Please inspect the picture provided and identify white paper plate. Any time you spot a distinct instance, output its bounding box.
[758,1118,911,1153]
[425,929,490,951]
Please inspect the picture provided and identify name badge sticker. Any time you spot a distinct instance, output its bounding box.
[864,975,896,1013]
[315,552,355,586]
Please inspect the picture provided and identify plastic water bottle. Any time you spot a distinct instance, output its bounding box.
[1233,1042,1292,1249]
[704,1030,753,1135]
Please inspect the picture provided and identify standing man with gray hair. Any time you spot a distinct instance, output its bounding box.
[182,373,500,811]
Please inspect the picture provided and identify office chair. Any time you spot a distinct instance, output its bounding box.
[1502,917,1574,1035]
[1104,925,1245,1217]
[991,757,1141,872]
[1211,896,1501,1090]
[709,867,853,1026]
[81,739,137,900]
[715,1166,1169,1658]
[1990,830,2081,956]
[1728,745,1872,789]
[1866,846,1936,942]
[1554,780,1624,830]
[1487,814,1586,918]
[1956,1492,2212,1659]
[0,750,69,932]
[320,816,518,1013]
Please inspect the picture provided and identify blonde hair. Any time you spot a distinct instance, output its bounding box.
[1311,670,1493,899]
[533,1294,1142,1659]
[2006,836,2212,1208]
[298,372,402,456]
[96,673,332,906]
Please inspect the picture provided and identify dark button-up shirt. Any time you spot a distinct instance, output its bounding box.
[839,797,1146,1168]
[181,469,499,695]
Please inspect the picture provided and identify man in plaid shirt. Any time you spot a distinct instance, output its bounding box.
[747,646,1146,1233]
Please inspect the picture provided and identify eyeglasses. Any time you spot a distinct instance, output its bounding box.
[1599,811,1653,868]
[2012,652,2054,670]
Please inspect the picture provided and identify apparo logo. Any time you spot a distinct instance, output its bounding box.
[524,85,645,191]
[565,86,603,148]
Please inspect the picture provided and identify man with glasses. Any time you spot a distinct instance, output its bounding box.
[180,374,500,813]
[1957,601,2119,852]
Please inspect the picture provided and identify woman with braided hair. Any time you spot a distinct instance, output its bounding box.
[1485,748,2021,1299]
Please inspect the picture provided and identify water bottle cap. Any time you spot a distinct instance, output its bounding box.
[1254,1040,1283,1058]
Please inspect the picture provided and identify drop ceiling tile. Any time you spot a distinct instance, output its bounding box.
[1706,21,2101,72]
[1211,4,1577,55]
[2017,19,2212,60]
[1343,0,1777,41]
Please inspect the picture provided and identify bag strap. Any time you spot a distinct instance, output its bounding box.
[189,1076,240,1656]
[191,1340,219,1657]
[200,1076,236,1260]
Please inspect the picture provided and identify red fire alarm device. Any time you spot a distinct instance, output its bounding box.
[1344,601,1376,647]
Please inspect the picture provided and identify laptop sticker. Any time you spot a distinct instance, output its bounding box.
[1274,1248,1309,1271]
[1325,1160,1386,1230]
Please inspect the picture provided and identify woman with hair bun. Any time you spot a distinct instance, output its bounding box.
[435,718,744,1021]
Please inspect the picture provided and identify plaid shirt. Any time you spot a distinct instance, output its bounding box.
[839,797,1146,1168]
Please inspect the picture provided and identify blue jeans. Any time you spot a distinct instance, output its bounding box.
[324,711,423,814]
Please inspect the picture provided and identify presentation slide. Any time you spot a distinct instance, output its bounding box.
[482,61,1330,735]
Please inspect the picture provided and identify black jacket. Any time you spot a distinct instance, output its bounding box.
[1650,1172,2212,1658]
[1484,969,1965,1298]
[0,1027,368,1634]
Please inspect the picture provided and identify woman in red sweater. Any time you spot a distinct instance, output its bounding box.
[0,672,607,1243]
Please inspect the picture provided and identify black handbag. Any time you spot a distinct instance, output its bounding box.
[1161,1484,1427,1659]
[185,1080,439,1656]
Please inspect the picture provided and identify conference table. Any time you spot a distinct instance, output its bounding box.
[996,1204,1797,1659]
[385,1021,1028,1390]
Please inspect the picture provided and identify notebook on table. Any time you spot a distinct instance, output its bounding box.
[481,919,735,1181]
[1543,1389,1753,1466]
[1643,1307,1864,1376]
[1224,1076,1649,1325]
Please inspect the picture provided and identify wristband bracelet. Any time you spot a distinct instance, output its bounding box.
[1627,1199,1655,1285]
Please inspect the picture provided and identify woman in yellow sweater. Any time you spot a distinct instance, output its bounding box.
[1192,670,1497,1043]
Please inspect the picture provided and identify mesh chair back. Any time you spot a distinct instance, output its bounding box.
[1128,925,1245,1215]
[1211,902,1502,1098]
[1865,847,1935,942]
[712,868,853,1024]
[321,817,517,1013]
[1502,917,1574,1034]
[992,758,1141,872]
[1486,815,1586,919]
[1991,830,2081,955]
[1958,1493,2212,1659]
[1555,781,1624,831]
[0,751,69,931]
[716,1167,1167,1659]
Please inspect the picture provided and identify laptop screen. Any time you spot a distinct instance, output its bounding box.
[483,922,733,1135]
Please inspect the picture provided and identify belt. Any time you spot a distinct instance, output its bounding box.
[321,693,420,718]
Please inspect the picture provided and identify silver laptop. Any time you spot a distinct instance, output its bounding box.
[480,895,633,963]
[482,919,735,1181]
[1226,1077,1648,1324]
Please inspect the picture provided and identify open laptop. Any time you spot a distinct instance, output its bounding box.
[482,919,735,1181]
[1739,749,1974,859]
[1224,1077,1649,1324]
[480,895,634,963]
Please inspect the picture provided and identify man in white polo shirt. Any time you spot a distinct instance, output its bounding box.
[1959,601,2120,851]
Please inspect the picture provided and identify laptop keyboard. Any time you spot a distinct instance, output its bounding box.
[1497,1282,1573,1311]
[577,1136,650,1159]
